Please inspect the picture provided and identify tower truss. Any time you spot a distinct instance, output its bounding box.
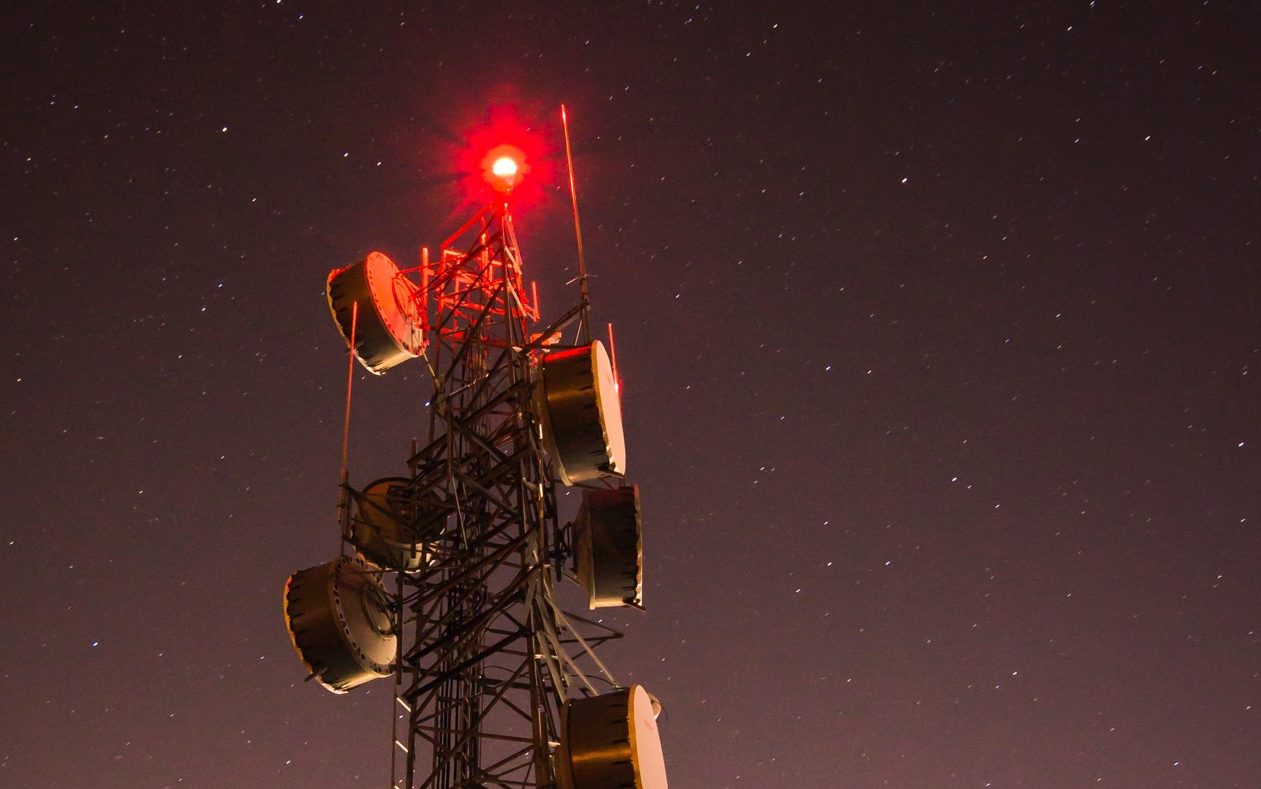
[385,203,614,788]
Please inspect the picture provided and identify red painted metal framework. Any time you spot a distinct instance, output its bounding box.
[338,201,621,788]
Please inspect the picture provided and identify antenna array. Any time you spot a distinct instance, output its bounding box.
[281,134,668,789]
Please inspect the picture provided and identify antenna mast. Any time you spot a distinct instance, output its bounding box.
[281,111,669,789]
[561,104,593,344]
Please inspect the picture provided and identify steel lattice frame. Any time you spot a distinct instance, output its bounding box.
[339,203,623,789]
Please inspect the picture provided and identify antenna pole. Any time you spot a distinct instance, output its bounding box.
[336,301,359,552]
[561,104,593,343]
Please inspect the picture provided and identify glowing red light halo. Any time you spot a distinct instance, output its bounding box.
[454,105,554,209]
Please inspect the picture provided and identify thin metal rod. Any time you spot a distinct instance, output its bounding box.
[337,301,359,554]
[340,301,359,476]
[607,321,621,391]
[392,568,404,789]
[561,104,592,343]
[440,202,495,251]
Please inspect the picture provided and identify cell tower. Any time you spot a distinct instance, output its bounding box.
[281,110,669,789]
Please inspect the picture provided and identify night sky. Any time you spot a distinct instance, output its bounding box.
[3,2,1259,787]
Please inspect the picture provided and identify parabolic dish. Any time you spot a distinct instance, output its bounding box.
[351,477,432,571]
[574,485,642,609]
[557,685,668,789]
[327,251,424,374]
[282,556,396,693]
[537,341,626,485]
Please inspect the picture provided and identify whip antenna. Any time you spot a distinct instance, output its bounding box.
[561,104,593,343]
[336,301,358,552]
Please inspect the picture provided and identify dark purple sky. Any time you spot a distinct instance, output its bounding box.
[3,2,1259,787]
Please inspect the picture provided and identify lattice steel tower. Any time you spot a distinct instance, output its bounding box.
[281,121,668,789]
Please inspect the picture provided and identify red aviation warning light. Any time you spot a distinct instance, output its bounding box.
[481,143,527,193]
[491,156,517,179]
[456,105,552,206]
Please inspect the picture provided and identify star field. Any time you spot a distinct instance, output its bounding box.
[2,2,1259,787]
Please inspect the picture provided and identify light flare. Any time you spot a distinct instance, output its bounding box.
[491,156,519,178]
[480,144,528,193]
